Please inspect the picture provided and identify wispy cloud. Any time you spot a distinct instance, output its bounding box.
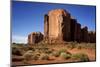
[12,35,27,44]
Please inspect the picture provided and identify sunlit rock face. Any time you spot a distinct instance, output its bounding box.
[44,9,71,42]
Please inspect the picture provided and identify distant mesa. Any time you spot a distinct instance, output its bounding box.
[28,9,96,45]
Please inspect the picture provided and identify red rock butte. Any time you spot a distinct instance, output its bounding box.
[28,9,96,45]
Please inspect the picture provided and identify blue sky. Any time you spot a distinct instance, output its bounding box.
[12,1,96,43]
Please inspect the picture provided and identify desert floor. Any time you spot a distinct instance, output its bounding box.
[12,42,96,66]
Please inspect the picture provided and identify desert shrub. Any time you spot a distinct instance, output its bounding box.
[44,48,53,54]
[32,55,39,60]
[34,47,52,54]
[58,49,67,53]
[28,47,35,51]
[23,50,38,61]
[58,48,71,55]
[34,51,41,57]
[45,50,52,54]
[12,56,24,61]
[52,49,71,57]
[77,45,82,50]
[39,53,49,60]
[71,53,89,62]
[84,43,96,49]
[23,50,33,60]
[70,45,76,49]
[23,60,28,64]
[67,42,78,49]
[12,47,22,56]
[67,44,75,49]
[43,47,49,51]
[60,52,71,59]
[69,41,77,45]
[52,51,60,57]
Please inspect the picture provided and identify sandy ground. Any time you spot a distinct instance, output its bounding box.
[12,49,95,65]
[12,44,96,66]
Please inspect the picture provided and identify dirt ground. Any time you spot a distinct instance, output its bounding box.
[12,43,96,66]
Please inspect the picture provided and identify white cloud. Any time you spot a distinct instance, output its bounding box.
[12,35,27,44]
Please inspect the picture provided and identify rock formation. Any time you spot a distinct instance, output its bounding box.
[28,32,43,45]
[28,8,96,44]
[44,9,96,43]
[81,26,88,42]
[88,31,96,43]
[70,19,81,42]
[44,9,71,43]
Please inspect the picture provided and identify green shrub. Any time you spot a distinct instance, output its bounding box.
[72,53,89,62]
[32,55,39,60]
[45,50,52,54]
[28,47,35,51]
[58,49,67,53]
[52,49,71,57]
[39,53,49,60]
[44,48,53,54]
[67,45,75,49]
[23,50,33,60]
[23,50,38,61]
[12,47,22,56]
[67,42,77,49]
[77,45,82,49]
[60,52,71,59]
[71,45,76,49]
[23,60,28,64]
[52,51,60,57]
